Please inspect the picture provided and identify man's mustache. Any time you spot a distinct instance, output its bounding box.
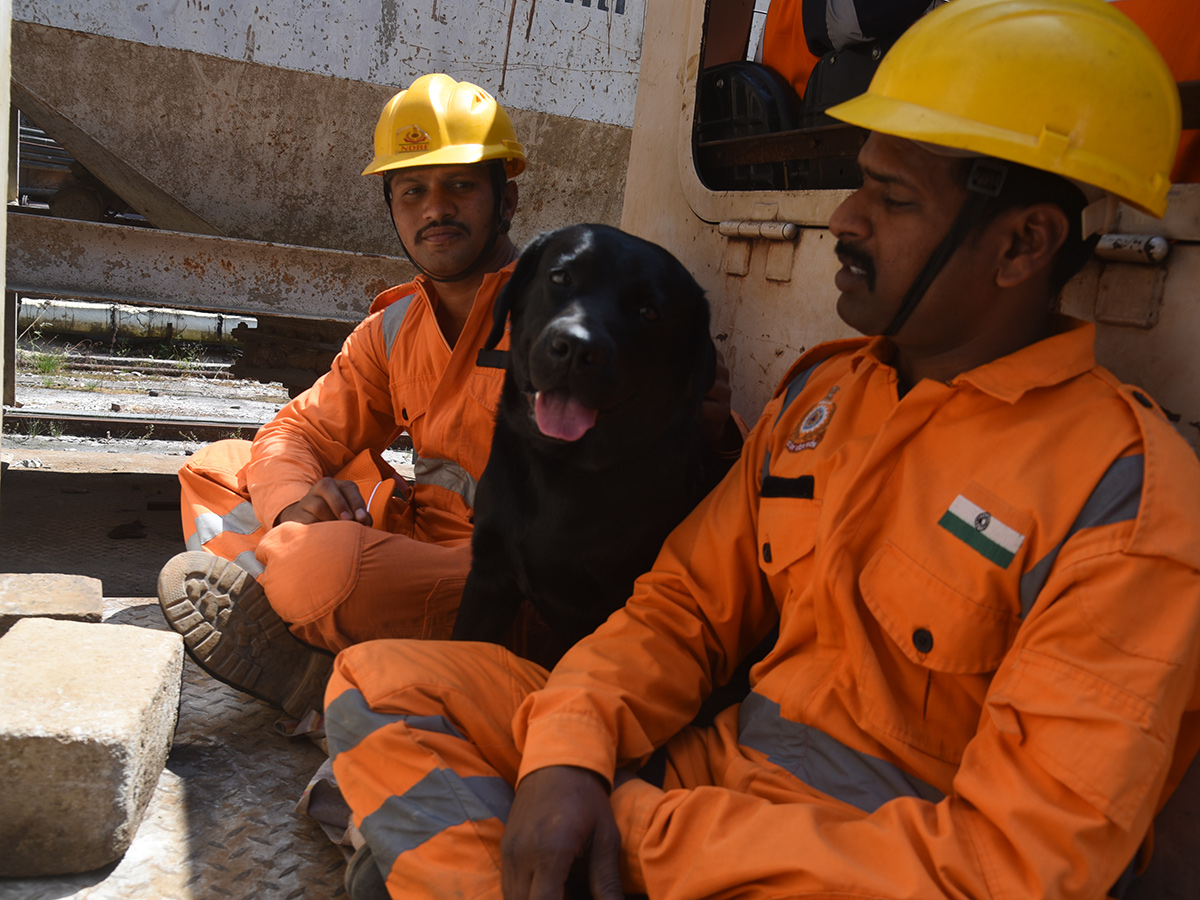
[416,219,471,242]
[834,240,876,291]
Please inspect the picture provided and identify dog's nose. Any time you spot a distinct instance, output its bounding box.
[545,325,610,370]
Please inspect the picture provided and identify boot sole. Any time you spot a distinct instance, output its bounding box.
[158,551,333,716]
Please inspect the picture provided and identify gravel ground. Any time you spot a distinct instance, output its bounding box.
[4,342,410,472]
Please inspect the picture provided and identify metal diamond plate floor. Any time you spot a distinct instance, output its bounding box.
[0,601,347,900]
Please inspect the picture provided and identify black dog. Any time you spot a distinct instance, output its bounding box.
[451,224,728,658]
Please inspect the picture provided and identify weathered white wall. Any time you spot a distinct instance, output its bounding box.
[13,0,642,127]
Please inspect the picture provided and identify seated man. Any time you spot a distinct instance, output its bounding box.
[155,73,530,719]
[323,2,1200,899]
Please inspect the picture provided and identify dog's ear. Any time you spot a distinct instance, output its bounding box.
[484,230,554,351]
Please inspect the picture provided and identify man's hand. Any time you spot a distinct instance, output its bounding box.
[275,477,372,527]
[501,766,624,900]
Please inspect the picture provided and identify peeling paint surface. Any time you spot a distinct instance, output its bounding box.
[14,0,643,126]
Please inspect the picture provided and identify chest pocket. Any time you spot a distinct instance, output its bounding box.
[758,494,822,578]
[856,542,1020,763]
[393,379,434,437]
[468,364,506,414]
[860,541,1017,674]
[469,335,510,414]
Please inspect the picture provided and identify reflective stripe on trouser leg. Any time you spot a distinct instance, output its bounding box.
[178,439,265,575]
[327,639,549,899]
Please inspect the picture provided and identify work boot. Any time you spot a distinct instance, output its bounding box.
[344,843,390,900]
[157,551,333,717]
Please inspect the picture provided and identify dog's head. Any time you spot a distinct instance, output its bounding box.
[486,224,716,461]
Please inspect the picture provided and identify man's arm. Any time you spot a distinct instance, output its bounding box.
[245,312,402,529]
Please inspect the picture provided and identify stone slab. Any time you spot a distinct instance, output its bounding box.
[0,573,103,637]
[0,617,183,877]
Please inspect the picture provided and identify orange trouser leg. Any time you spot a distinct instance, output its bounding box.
[178,441,471,654]
[326,642,840,899]
[326,640,550,900]
[255,521,471,653]
[178,439,266,575]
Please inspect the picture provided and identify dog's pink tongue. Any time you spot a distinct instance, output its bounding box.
[534,390,598,441]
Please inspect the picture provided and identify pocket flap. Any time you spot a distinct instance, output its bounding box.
[860,542,1016,673]
[758,497,821,576]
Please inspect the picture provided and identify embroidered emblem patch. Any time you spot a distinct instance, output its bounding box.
[395,124,432,153]
[938,495,1026,568]
[786,386,839,452]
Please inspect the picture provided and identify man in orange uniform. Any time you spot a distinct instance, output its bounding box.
[155,74,531,717]
[324,2,1200,899]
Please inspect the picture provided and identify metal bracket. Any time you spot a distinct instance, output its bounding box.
[1093,261,1168,329]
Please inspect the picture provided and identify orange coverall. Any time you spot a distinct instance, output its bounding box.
[326,317,1200,899]
[1111,0,1200,183]
[178,264,513,652]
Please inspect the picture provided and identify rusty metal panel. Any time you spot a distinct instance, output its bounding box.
[6,213,412,322]
[11,24,632,256]
[14,0,642,128]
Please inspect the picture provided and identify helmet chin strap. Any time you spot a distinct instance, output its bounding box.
[883,158,1008,337]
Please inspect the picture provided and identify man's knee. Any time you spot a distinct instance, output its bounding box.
[325,639,548,750]
[256,520,366,625]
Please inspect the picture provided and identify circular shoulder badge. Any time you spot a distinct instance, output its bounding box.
[786,386,839,453]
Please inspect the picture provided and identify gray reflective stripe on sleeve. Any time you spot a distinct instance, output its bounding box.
[361,768,514,873]
[1018,454,1144,618]
[414,457,479,509]
[738,692,944,812]
[381,293,416,359]
[189,501,263,545]
[775,362,824,429]
[325,688,466,760]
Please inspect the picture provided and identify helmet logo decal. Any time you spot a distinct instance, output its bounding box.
[787,386,839,452]
[395,125,431,153]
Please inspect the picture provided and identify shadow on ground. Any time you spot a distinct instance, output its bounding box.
[0,464,184,596]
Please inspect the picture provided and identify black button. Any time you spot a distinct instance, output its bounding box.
[1132,391,1153,409]
[912,628,934,654]
[401,407,409,420]
[763,542,772,564]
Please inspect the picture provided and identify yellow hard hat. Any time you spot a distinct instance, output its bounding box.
[827,0,1180,217]
[362,73,526,178]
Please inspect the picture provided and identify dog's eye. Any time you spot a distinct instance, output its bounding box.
[549,267,571,286]
[639,305,660,322]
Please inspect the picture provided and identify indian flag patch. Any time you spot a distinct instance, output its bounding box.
[938,495,1026,568]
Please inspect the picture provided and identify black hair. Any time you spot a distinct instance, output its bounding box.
[956,158,1099,296]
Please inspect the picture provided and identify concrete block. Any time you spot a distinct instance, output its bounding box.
[0,573,103,637]
[0,618,183,877]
